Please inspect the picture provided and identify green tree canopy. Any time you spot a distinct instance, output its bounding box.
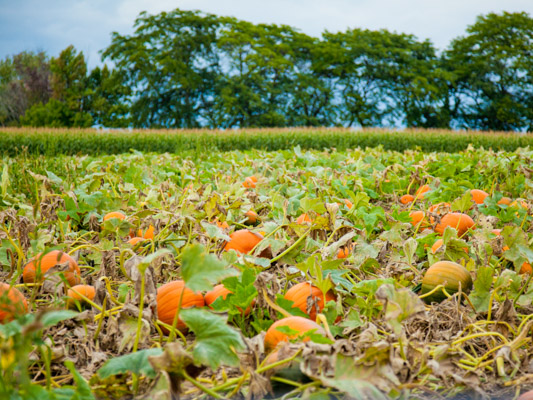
[0,51,51,126]
[445,11,533,131]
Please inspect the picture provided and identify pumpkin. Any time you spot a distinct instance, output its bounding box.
[510,200,528,210]
[0,283,28,323]
[518,390,533,400]
[244,210,259,225]
[420,261,473,303]
[343,199,353,209]
[471,189,489,205]
[431,239,444,254]
[157,280,205,332]
[137,225,155,240]
[103,211,126,221]
[296,213,312,224]
[214,219,229,229]
[428,202,451,214]
[283,282,336,320]
[409,211,428,229]
[128,236,147,246]
[242,177,256,189]
[224,230,263,254]
[435,213,475,237]
[415,184,430,199]
[497,197,512,206]
[337,244,353,259]
[23,250,80,287]
[204,284,254,315]
[400,194,414,204]
[264,316,325,350]
[520,263,532,275]
[66,285,96,309]
[250,176,258,183]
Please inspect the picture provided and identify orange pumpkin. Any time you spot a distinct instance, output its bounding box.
[204,284,254,315]
[431,239,444,254]
[66,285,96,309]
[283,282,335,321]
[296,213,312,224]
[214,219,230,229]
[244,210,259,225]
[0,283,28,323]
[510,200,528,210]
[337,245,353,259]
[264,316,325,351]
[242,177,256,189]
[518,389,533,400]
[409,211,428,229]
[428,202,451,214]
[103,211,126,222]
[137,225,155,240]
[471,189,489,205]
[343,199,353,209]
[519,263,532,275]
[415,185,430,199]
[400,194,415,204]
[435,213,475,237]
[23,250,80,287]
[128,236,147,246]
[497,197,512,206]
[224,230,263,254]
[250,176,258,183]
[156,280,205,332]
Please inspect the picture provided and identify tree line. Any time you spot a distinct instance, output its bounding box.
[1,9,531,131]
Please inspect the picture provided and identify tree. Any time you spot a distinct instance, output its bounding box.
[86,65,130,127]
[325,29,447,128]
[445,12,533,131]
[0,51,51,126]
[21,45,93,127]
[102,9,223,128]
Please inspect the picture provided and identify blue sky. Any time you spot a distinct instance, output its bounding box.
[1,0,532,68]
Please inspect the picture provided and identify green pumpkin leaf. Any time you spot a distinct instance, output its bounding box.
[181,244,237,292]
[97,348,163,379]
[180,308,244,369]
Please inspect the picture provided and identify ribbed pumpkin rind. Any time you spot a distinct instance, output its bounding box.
[224,230,263,254]
[264,316,325,350]
[23,251,81,287]
[103,211,126,221]
[156,280,205,330]
[204,284,231,306]
[435,213,475,237]
[66,285,96,308]
[284,282,335,320]
[421,261,473,303]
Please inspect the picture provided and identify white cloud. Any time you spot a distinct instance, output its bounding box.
[0,0,531,68]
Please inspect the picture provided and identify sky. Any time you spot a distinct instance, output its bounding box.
[1,0,532,69]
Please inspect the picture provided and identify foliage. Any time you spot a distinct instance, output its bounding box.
[0,51,51,126]
[444,12,533,131]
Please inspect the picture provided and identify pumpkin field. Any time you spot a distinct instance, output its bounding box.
[1,137,533,399]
